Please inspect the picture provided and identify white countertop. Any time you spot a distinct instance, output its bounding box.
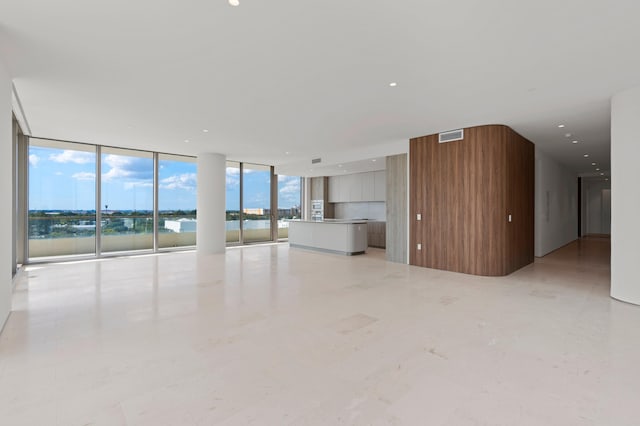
[291,219,366,224]
[291,219,383,224]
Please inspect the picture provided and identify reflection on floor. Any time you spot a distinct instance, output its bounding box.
[2,237,638,425]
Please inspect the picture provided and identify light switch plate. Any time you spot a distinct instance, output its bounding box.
[417,213,422,221]
[417,243,422,250]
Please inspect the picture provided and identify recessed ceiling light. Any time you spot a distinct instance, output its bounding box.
[591,162,596,166]
[285,151,290,155]
[596,168,600,171]
[605,178,609,181]
[558,124,565,128]
[389,82,397,87]
[565,133,572,138]
[184,139,189,143]
[229,0,239,6]
[338,164,342,167]
[202,129,209,133]
[372,159,377,162]
[600,173,605,176]
[583,154,589,158]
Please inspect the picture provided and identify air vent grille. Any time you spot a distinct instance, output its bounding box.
[439,129,464,143]
[311,158,322,164]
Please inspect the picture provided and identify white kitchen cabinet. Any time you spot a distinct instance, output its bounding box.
[347,174,361,202]
[330,174,343,202]
[289,220,368,255]
[374,170,386,201]
[361,172,374,201]
[328,175,339,202]
[328,170,385,203]
[329,174,349,202]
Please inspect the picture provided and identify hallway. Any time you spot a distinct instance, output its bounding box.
[1,238,637,425]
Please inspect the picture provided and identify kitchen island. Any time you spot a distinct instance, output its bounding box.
[288,220,368,255]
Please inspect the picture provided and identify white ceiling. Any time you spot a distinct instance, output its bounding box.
[2,0,639,177]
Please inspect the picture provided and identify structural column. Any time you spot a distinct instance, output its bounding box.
[0,63,12,330]
[611,86,640,305]
[197,153,226,255]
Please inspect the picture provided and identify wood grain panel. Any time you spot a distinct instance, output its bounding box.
[505,127,535,272]
[410,125,534,276]
[367,221,386,248]
[409,139,428,266]
[386,154,407,263]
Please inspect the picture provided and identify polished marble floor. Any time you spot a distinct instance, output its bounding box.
[1,237,637,425]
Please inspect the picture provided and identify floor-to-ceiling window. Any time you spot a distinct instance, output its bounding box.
[28,139,97,258]
[276,175,302,239]
[158,154,197,249]
[223,163,301,244]
[242,163,272,243]
[13,115,27,272]
[225,161,241,243]
[100,147,154,253]
[26,138,299,259]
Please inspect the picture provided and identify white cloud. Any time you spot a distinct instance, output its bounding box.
[102,154,153,184]
[124,181,153,190]
[226,167,240,187]
[72,172,96,181]
[278,176,301,208]
[103,154,132,169]
[55,171,63,176]
[102,167,129,181]
[29,154,40,167]
[160,173,197,191]
[49,150,94,164]
[279,177,300,195]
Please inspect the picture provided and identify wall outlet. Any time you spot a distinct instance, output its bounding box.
[417,243,422,250]
[417,213,422,221]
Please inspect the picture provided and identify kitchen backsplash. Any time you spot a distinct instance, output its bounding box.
[333,202,386,221]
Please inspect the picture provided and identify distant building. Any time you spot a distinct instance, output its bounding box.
[264,207,301,218]
[71,224,96,231]
[243,208,264,215]
[164,218,197,233]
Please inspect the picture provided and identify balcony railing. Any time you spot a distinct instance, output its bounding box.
[28,215,291,258]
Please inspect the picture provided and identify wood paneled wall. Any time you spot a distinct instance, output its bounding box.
[409,125,534,276]
[386,154,408,263]
[310,176,334,219]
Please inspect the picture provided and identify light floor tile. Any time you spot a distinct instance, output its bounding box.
[1,238,637,425]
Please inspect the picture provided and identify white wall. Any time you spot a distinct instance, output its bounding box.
[535,147,578,257]
[334,202,386,221]
[582,178,611,236]
[0,63,12,331]
[611,85,640,305]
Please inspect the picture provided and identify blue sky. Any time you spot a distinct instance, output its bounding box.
[29,146,300,211]
[225,167,301,210]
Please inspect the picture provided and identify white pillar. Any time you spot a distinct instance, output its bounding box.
[197,153,226,255]
[0,64,12,330]
[611,86,640,305]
